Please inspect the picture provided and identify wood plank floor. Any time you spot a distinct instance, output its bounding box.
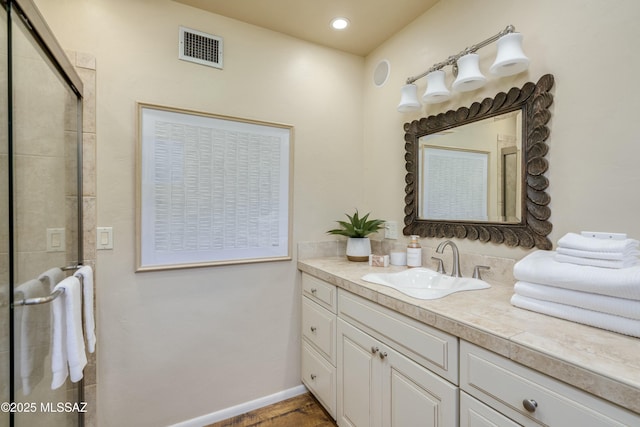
[206,392,338,427]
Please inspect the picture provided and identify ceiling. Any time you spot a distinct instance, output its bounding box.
[173,0,440,56]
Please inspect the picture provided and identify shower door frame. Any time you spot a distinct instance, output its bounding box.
[5,0,85,425]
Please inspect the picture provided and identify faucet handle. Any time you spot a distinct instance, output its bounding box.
[431,257,446,274]
[473,265,490,280]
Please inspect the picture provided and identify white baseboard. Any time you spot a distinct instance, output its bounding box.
[169,384,308,427]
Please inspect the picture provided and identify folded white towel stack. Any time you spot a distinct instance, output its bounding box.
[512,247,640,338]
[555,233,640,268]
[511,294,640,337]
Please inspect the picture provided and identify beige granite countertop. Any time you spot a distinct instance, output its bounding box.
[298,257,640,414]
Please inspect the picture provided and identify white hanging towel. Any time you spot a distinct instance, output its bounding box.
[38,267,64,291]
[14,279,49,395]
[51,276,87,388]
[50,283,68,389]
[74,265,96,353]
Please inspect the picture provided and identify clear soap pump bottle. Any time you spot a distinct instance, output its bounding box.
[406,235,422,268]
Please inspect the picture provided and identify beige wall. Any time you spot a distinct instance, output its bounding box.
[34,0,640,425]
[364,0,640,259]
[35,0,364,426]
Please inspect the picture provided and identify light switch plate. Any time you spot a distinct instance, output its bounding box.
[46,228,65,252]
[97,226,114,250]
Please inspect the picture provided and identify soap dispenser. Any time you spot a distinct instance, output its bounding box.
[406,235,422,268]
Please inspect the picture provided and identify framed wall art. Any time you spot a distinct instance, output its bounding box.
[136,103,293,271]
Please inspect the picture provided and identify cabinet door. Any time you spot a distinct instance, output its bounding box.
[302,341,337,419]
[383,344,458,427]
[338,319,382,427]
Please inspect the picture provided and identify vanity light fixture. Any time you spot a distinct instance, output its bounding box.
[422,70,451,104]
[331,17,350,30]
[398,25,529,112]
[451,53,487,92]
[398,83,421,112]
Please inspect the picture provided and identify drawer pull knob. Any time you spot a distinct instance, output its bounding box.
[522,399,538,413]
[371,346,379,354]
[310,288,317,294]
[310,326,317,332]
[379,351,388,360]
[310,374,316,380]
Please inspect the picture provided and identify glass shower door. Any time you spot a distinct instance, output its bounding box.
[7,1,83,426]
[1,4,9,427]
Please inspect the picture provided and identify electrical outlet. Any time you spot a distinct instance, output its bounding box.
[384,221,398,239]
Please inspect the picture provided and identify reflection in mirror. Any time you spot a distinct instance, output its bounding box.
[403,74,555,249]
[419,110,522,223]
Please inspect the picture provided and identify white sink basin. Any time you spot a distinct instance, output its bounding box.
[361,268,490,300]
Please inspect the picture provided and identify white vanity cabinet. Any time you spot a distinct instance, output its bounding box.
[337,290,458,427]
[460,341,640,427]
[301,273,338,418]
[299,261,640,427]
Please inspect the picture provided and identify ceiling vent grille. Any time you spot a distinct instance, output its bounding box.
[179,26,223,69]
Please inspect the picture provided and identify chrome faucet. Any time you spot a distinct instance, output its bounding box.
[436,240,462,277]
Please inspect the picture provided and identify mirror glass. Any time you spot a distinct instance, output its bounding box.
[403,74,555,249]
[418,110,522,223]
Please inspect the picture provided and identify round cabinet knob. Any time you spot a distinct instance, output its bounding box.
[379,351,388,360]
[310,288,317,294]
[310,374,317,380]
[522,399,538,413]
[310,326,317,332]
[371,346,379,354]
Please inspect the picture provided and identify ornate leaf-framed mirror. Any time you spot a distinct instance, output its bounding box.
[403,74,554,249]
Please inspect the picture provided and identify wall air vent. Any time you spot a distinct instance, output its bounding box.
[179,26,223,69]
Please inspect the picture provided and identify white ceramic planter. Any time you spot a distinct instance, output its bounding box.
[346,237,371,262]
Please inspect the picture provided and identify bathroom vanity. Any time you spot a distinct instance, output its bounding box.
[299,257,640,426]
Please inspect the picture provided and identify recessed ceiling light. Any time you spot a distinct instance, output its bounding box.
[330,17,350,30]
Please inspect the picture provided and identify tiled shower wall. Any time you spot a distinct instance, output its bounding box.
[69,49,97,427]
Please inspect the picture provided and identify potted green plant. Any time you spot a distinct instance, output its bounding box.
[327,210,385,261]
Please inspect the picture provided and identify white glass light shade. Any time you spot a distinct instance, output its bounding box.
[397,83,421,112]
[452,53,487,92]
[422,70,451,104]
[490,32,529,76]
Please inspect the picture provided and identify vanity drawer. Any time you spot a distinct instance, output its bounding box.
[302,273,337,313]
[302,296,336,364]
[460,341,640,427]
[460,391,520,427]
[302,341,336,419]
[338,289,458,384]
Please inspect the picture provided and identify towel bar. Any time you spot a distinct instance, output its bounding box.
[13,288,65,307]
[12,264,83,307]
